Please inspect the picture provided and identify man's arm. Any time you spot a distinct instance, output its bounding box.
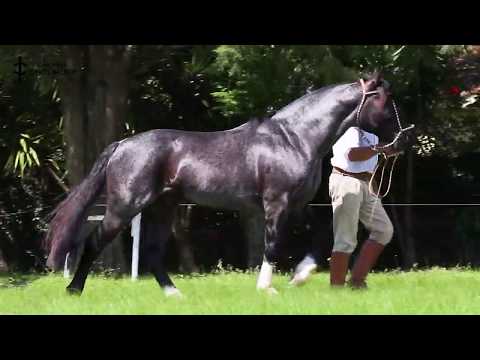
[347,144,400,162]
[347,146,379,161]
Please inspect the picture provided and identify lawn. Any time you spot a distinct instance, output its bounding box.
[1,268,480,315]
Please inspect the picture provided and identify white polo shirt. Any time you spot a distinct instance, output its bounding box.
[331,127,379,174]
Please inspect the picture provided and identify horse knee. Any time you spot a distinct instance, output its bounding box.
[264,242,278,264]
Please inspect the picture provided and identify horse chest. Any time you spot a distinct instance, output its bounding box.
[292,157,324,205]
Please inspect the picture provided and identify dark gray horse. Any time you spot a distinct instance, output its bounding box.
[44,71,414,296]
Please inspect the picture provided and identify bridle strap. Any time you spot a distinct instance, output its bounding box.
[357,78,413,137]
[356,78,380,125]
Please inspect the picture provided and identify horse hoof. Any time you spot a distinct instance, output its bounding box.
[265,287,278,295]
[289,269,316,287]
[290,263,317,287]
[289,276,307,287]
[266,287,278,295]
[164,286,184,298]
[66,286,83,296]
[257,286,278,296]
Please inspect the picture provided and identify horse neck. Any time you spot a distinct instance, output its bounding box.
[271,84,362,159]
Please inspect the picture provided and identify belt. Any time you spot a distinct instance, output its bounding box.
[332,167,372,182]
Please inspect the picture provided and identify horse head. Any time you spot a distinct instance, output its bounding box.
[356,71,416,153]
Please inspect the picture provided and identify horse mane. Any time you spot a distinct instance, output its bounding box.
[226,117,269,131]
[227,81,357,130]
[271,83,353,119]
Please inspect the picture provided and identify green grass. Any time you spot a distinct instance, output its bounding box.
[1,268,480,314]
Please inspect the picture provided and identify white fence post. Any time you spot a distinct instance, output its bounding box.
[131,212,142,281]
[63,252,70,278]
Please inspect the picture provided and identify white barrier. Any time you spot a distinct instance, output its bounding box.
[130,213,142,281]
[63,252,70,278]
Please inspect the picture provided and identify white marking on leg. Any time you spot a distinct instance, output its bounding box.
[164,286,183,298]
[257,261,274,290]
[290,255,317,286]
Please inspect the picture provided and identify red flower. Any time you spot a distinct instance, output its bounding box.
[449,86,461,95]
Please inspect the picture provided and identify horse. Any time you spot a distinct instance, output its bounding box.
[44,71,415,296]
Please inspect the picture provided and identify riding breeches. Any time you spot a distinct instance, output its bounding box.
[329,172,394,254]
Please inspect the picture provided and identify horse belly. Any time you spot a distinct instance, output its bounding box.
[175,162,260,211]
[184,190,257,211]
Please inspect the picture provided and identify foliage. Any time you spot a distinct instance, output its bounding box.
[207,45,357,120]
[0,46,64,179]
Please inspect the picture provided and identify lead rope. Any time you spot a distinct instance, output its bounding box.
[367,154,399,225]
[368,154,399,199]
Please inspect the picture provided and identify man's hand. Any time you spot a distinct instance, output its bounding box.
[374,143,403,158]
[347,144,404,162]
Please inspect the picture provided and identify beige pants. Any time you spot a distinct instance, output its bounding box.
[329,172,394,253]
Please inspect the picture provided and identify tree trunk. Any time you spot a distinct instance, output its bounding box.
[388,193,405,269]
[86,46,131,272]
[62,46,89,187]
[400,63,422,269]
[60,45,131,273]
[0,249,7,272]
[403,149,417,269]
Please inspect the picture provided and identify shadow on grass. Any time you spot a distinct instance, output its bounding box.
[0,273,42,289]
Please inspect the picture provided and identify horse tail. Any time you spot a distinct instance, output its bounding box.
[44,141,121,271]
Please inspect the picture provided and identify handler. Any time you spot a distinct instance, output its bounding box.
[329,126,400,288]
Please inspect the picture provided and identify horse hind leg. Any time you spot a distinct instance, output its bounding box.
[66,208,129,294]
[66,185,159,294]
[142,197,182,298]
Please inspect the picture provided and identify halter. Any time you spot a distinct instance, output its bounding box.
[355,79,415,200]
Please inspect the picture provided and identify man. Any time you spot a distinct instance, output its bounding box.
[329,125,399,288]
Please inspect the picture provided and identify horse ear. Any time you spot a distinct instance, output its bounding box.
[362,69,384,91]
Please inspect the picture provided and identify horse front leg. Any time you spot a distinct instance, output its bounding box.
[142,197,183,298]
[241,211,265,269]
[290,253,318,286]
[257,193,289,295]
